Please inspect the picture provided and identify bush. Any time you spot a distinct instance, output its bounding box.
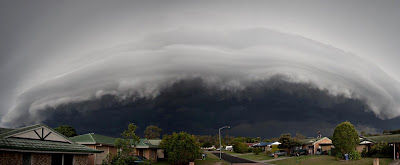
[332,122,359,154]
[349,150,361,160]
[271,145,280,153]
[233,142,248,153]
[361,148,367,157]
[367,142,392,158]
[253,148,262,155]
[160,132,201,165]
[335,152,344,160]
[247,147,253,153]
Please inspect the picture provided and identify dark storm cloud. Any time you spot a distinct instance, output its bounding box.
[39,78,388,138]
[2,28,400,127]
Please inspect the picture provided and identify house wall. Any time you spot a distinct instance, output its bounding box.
[86,145,96,165]
[157,149,164,159]
[95,146,109,165]
[356,144,369,153]
[74,154,89,165]
[0,151,22,165]
[313,138,332,154]
[31,153,51,165]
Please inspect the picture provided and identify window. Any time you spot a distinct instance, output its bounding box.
[51,154,62,165]
[64,154,73,165]
[22,153,31,165]
[52,154,73,165]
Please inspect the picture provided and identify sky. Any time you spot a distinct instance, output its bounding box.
[0,0,400,138]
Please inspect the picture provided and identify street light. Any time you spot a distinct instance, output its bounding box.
[219,126,230,160]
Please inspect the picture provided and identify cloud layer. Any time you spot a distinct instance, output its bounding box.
[1,28,400,128]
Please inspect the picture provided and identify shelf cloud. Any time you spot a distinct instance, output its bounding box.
[1,28,400,130]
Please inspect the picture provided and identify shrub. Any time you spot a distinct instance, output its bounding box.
[335,152,344,160]
[332,122,359,154]
[367,142,392,158]
[160,132,201,165]
[233,142,249,153]
[247,147,253,153]
[271,145,280,153]
[361,148,367,157]
[253,148,262,155]
[349,150,361,160]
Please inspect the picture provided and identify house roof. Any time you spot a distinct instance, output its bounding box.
[0,128,14,134]
[364,134,400,143]
[135,139,161,149]
[252,142,280,147]
[299,137,331,145]
[70,133,117,146]
[0,138,102,153]
[0,124,102,154]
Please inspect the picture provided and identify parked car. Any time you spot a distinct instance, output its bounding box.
[270,150,288,157]
[291,149,308,156]
[134,155,150,165]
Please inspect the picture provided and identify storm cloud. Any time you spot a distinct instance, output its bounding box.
[1,1,400,137]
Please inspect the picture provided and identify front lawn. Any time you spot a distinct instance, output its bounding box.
[269,155,392,165]
[194,151,230,165]
[224,151,279,161]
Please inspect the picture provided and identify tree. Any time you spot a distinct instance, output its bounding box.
[54,125,77,137]
[332,121,359,154]
[278,134,300,149]
[144,125,162,139]
[232,142,248,153]
[116,123,140,155]
[103,123,145,165]
[160,132,201,165]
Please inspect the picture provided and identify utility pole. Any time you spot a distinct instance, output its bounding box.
[219,126,230,160]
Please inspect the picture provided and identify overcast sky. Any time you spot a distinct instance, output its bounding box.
[1,0,400,138]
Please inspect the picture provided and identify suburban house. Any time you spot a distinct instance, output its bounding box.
[356,137,373,153]
[251,141,281,152]
[0,124,102,165]
[70,133,118,165]
[135,139,164,162]
[361,134,400,156]
[299,137,333,155]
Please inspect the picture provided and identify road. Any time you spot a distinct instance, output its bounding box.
[213,152,255,163]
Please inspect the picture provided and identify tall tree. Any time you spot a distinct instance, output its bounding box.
[144,125,162,139]
[332,121,359,154]
[160,132,201,165]
[115,123,140,157]
[278,134,300,149]
[54,125,77,137]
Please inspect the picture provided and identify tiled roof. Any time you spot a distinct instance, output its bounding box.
[0,128,14,134]
[365,134,400,143]
[299,137,329,145]
[70,133,117,146]
[135,139,161,149]
[0,138,102,153]
[0,124,102,154]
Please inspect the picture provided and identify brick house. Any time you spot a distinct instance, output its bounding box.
[299,137,333,155]
[70,133,118,165]
[0,124,102,165]
[135,139,164,162]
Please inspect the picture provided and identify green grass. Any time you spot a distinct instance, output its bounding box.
[237,153,276,161]
[194,151,230,165]
[269,155,393,165]
[224,151,277,161]
[153,151,230,165]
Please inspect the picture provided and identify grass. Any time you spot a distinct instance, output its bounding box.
[153,151,230,165]
[224,151,277,161]
[194,151,230,165]
[269,155,393,165]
